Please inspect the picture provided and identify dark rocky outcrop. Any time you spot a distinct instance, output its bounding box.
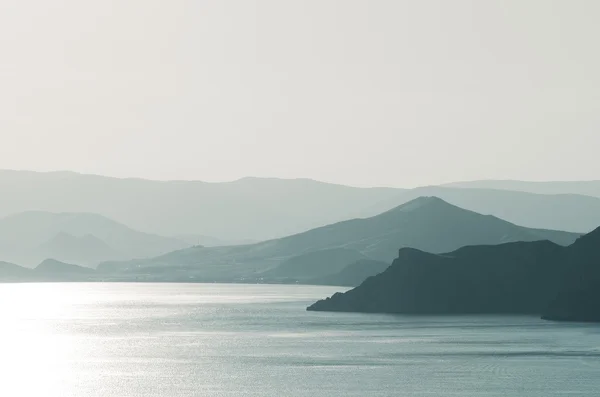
[309,227,600,322]
[308,241,566,314]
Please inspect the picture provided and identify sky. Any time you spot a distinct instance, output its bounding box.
[0,0,598,188]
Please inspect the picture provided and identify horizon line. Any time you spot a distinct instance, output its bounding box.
[0,168,598,189]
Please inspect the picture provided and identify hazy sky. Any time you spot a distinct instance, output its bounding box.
[1,0,598,187]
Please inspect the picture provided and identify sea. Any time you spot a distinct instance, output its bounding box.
[1,283,598,397]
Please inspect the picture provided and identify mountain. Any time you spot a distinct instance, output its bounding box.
[542,227,600,322]
[33,259,95,281]
[262,248,367,282]
[0,211,188,266]
[173,234,258,247]
[308,259,390,287]
[98,197,580,282]
[308,227,600,322]
[3,170,600,241]
[0,170,403,241]
[444,180,600,198]
[367,186,600,233]
[0,259,97,282]
[35,258,95,274]
[308,241,567,314]
[0,261,32,281]
[37,232,119,264]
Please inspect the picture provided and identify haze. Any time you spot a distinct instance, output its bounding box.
[1,0,598,187]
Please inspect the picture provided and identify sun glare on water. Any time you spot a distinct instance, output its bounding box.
[0,284,83,397]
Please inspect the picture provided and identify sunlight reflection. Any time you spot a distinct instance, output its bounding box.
[0,284,78,397]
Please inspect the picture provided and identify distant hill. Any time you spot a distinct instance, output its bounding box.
[174,234,258,247]
[3,170,600,241]
[308,226,600,322]
[366,186,600,233]
[308,259,390,287]
[98,197,580,282]
[444,180,600,198]
[262,248,367,281]
[0,211,188,266]
[0,261,32,281]
[0,259,96,282]
[35,259,95,280]
[37,232,119,264]
[0,170,402,241]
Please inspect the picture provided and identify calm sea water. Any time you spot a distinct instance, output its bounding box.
[0,283,599,397]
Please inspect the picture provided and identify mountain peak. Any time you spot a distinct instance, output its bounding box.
[384,196,456,214]
[36,258,94,274]
[37,258,74,268]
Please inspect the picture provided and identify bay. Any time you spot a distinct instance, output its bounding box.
[1,283,599,397]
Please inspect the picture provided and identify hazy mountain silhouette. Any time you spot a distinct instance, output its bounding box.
[308,227,600,322]
[366,186,600,233]
[0,261,32,281]
[98,197,579,282]
[0,258,97,282]
[0,170,402,241]
[174,234,258,247]
[33,258,95,281]
[37,232,119,263]
[0,211,188,266]
[35,258,94,273]
[2,170,600,241]
[262,248,367,281]
[444,180,600,198]
[308,259,390,287]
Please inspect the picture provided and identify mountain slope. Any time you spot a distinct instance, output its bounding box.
[98,197,580,282]
[0,259,98,282]
[262,248,367,281]
[3,170,600,241]
[366,186,600,233]
[35,258,95,274]
[308,226,600,321]
[0,261,32,281]
[308,241,567,314]
[444,180,600,198]
[33,259,96,281]
[0,211,188,266]
[308,259,390,287]
[37,232,119,264]
[0,170,403,241]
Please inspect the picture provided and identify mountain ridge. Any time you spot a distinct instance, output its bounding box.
[307,240,567,314]
[0,169,405,240]
[444,180,600,198]
[97,197,580,282]
[3,170,600,241]
[0,211,189,266]
[308,227,600,321]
